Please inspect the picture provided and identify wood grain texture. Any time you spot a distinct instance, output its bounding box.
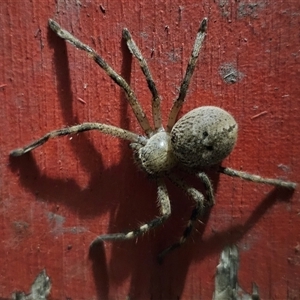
[1,1,299,299]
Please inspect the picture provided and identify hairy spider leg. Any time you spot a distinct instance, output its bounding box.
[219,167,297,189]
[48,19,153,136]
[10,123,146,157]
[196,172,215,205]
[158,165,297,260]
[167,18,208,132]
[158,173,208,262]
[123,28,163,132]
[90,178,171,246]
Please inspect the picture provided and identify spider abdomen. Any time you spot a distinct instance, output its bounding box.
[171,106,238,168]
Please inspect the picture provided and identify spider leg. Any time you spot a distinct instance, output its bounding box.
[219,166,297,189]
[167,18,208,132]
[90,178,171,246]
[10,123,146,156]
[195,172,215,206]
[123,29,162,132]
[48,19,153,136]
[158,173,206,262]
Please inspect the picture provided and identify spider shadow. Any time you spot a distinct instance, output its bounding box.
[88,167,221,299]
[200,185,295,251]
[8,21,177,299]
[89,165,295,299]
[8,23,296,300]
[9,28,126,219]
[130,183,295,299]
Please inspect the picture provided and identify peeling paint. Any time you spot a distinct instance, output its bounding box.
[12,269,51,300]
[213,245,260,300]
[237,1,267,19]
[12,221,30,236]
[216,1,267,19]
[277,163,291,173]
[219,63,244,84]
[167,47,181,62]
[47,212,87,236]
[216,0,231,17]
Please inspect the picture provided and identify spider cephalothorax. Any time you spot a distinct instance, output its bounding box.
[11,18,296,261]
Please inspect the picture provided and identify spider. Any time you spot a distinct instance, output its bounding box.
[11,18,296,261]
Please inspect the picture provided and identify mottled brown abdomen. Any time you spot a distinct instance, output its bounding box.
[170,106,238,168]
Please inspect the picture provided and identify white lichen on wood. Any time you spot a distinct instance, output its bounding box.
[12,269,51,300]
[213,245,260,300]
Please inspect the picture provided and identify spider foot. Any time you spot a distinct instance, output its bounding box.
[10,148,26,157]
[90,233,128,248]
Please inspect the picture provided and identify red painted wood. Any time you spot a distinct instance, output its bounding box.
[1,1,299,299]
